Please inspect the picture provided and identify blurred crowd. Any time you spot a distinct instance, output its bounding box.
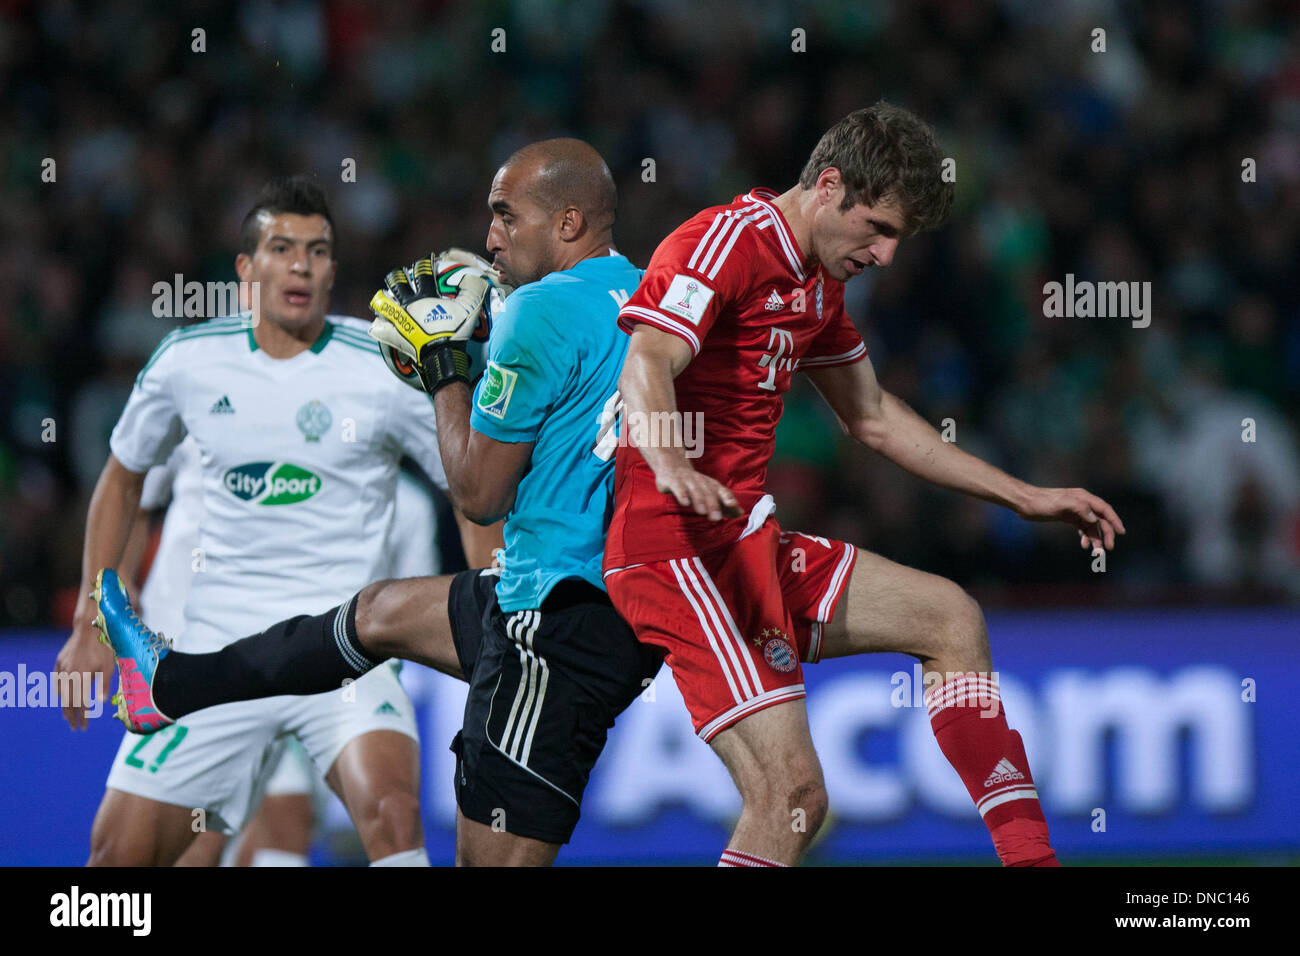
[2,0,1298,628]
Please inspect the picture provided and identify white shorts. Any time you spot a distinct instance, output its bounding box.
[105,663,417,834]
[263,736,316,798]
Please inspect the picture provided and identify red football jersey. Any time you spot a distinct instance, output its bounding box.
[605,188,867,566]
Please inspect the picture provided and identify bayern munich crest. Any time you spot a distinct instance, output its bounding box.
[759,627,798,673]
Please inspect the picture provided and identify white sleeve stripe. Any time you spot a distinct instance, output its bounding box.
[693,202,762,278]
[694,214,741,278]
[687,213,727,272]
[797,342,867,367]
[697,204,766,279]
[620,305,701,354]
[707,211,767,280]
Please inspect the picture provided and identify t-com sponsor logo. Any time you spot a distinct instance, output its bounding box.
[223,462,322,505]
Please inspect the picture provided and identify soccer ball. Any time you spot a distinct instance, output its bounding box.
[377,254,508,391]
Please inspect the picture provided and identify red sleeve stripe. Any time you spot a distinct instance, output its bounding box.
[619,304,702,355]
[797,342,867,368]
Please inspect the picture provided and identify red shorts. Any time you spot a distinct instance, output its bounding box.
[604,520,857,741]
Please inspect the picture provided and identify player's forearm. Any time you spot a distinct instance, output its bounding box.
[455,510,504,568]
[864,390,1034,514]
[117,508,153,598]
[431,381,477,510]
[76,456,147,626]
[618,344,693,476]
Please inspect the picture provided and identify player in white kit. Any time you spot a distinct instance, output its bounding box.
[56,176,496,866]
[126,381,451,866]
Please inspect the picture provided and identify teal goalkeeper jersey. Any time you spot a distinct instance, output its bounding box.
[470,253,640,611]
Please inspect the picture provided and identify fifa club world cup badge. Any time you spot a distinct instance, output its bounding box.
[755,626,798,673]
[815,271,824,321]
[677,281,700,311]
[296,399,332,442]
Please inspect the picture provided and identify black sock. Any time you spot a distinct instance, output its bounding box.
[151,593,381,719]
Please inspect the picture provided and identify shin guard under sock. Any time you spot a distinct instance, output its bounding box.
[152,593,380,718]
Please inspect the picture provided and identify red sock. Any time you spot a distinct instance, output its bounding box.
[926,674,1058,867]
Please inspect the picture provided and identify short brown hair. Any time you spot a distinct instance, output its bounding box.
[238,175,336,255]
[799,102,953,236]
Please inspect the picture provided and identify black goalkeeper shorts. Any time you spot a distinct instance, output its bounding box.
[447,569,664,844]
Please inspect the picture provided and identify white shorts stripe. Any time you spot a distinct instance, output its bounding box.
[699,685,806,741]
[690,557,766,692]
[816,542,856,623]
[678,558,756,699]
[670,559,747,705]
[518,618,549,765]
[507,612,536,759]
[805,620,822,663]
[500,612,533,757]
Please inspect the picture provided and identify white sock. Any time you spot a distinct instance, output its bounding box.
[370,848,430,867]
[250,848,309,867]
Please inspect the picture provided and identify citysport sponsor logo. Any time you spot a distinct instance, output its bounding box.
[223,462,322,505]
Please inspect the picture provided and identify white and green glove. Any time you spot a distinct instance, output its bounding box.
[369,249,499,394]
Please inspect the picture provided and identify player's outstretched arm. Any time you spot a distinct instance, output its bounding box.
[620,325,741,521]
[807,359,1125,551]
[55,454,147,730]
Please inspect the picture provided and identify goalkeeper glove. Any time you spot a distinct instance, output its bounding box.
[368,250,493,394]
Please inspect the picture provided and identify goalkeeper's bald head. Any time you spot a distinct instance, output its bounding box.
[504,138,617,237]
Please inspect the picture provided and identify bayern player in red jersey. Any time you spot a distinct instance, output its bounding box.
[604,102,1124,867]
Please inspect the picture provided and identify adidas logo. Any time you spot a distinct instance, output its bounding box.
[984,757,1026,788]
[374,701,400,716]
[209,395,235,414]
[764,288,785,312]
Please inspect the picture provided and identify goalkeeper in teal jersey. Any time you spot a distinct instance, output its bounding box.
[94,139,664,866]
[462,257,634,609]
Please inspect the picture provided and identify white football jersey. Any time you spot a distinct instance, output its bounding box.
[111,314,447,652]
[138,436,203,641]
